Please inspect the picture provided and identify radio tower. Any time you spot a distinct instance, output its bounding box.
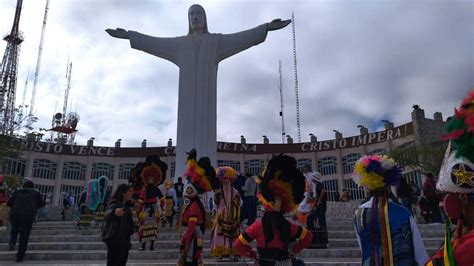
[292,12,301,142]
[278,60,285,143]
[0,0,24,135]
[28,0,50,128]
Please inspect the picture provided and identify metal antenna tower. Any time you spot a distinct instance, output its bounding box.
[0,0,24,135]
[278,60,285,143]
[29,0,50,126]
[292,12,301,142]
[63,60,72,124]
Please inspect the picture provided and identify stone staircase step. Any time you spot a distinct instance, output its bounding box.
[0,237,445,251]
[0,258,363,266]
[0,247,440,260]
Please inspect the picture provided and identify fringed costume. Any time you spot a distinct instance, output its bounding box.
[94,176,109,224]
[234,154,313,266]
[136,155,167,251]
[210,166,241,261]
[178,149,219,266]
[352,155,428,265]
[426,90,474,266]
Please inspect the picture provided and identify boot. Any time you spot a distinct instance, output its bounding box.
[139,242,146,251]
[150,241,154,251]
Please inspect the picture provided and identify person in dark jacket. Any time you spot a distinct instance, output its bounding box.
[7,179,45,262]
[102,184,134,266]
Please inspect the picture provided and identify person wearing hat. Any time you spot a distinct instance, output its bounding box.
[234,154,312,265]
[352,155,428,265]
[178,149,219,266]
[426,90,474,266]
[136,154,167,251]
[306,171,328,248]
[7,178,45,262]
[210,166,242,261]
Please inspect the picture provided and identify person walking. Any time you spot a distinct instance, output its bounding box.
[174,177,185,213]
[242,173,257,226]
[102,184,134,266]
[7,179,45,262]
[423,173,442,223]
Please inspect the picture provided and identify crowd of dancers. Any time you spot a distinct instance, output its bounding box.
[1,90,473,266]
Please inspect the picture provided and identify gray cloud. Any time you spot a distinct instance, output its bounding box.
[0,0,472,147]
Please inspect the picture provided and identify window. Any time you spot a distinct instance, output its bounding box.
[91,162,114,181]
[1,157,26,176]
[60,185,84,204]
[323,179,339,201]
[62,162,86,181]
[32,159,57,180]
[317,157,337,176]
[170,162,176,178]
[342,153,361,174]
[343,179,366,200]
[217,160,241,172]
[297,159,312,172]
[404,170,422,188]
[34,184,55,201]
[119,163,135,180]
[369,148,386,155]
[392,142,418,167]
[244,159,264,176]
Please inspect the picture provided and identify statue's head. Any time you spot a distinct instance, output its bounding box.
[188,4,208,35]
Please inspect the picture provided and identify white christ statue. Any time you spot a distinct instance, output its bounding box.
[106,4,290,177]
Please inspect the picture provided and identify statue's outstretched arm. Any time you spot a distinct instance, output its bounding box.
[105,28,129,39]
[266,19,291,31]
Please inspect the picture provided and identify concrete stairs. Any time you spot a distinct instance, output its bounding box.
[0,220,444,265]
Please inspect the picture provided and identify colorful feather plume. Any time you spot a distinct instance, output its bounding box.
[216,166,237,181]
[352,155,402,191]
[443,90,474,163]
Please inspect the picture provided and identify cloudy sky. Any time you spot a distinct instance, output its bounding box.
[0,0,472,147]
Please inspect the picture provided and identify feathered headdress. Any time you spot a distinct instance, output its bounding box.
[216,166,237,181]
[352,155,403,191]
[86,179,100,211]
[257,154,306,214]
[437,90,474,194]
[352,154,402,266]
[140,154,168,186]
[183,149,219,195]
[129,162,144,189]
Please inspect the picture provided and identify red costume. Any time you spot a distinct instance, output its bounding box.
[135,155,167,251]
[234,154,312,265]
[178,149,219,266]
[425,91,474,266]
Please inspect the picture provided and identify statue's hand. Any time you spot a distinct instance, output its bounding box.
[105,28,129,39]
[267,19,291,31]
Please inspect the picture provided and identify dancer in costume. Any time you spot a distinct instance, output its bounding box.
[129,162,144,230]
[94,176,109,224]
[294,175,314,226]
[137,155,167,251]
[78,179,102,228]
[234,154,313,265]
[210,166,241,261]
[161,179,178,228]
[426,90,474,266]
[352,154,428,265]
[58,191,71,220]
[178,149,219,266]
